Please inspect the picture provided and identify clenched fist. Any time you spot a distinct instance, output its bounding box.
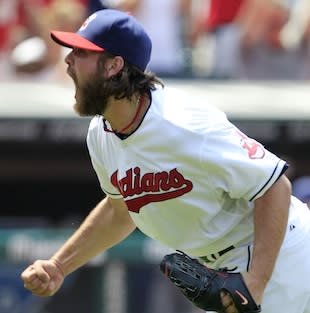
[21,259,65,297]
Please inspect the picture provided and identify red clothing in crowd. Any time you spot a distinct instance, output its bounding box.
[201,0,244,32]
[0,0,86,51]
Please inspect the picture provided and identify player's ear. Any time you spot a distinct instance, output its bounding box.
[104,56,124,77]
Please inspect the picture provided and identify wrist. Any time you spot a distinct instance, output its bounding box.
[242,271,267,305]
[244,270,269,292]
[50,257,66,278]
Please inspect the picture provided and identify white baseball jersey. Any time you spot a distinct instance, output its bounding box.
[86,87,288,257]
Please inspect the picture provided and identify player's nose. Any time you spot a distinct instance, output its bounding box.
[65,50,74,65]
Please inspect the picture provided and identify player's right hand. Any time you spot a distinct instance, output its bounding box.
[21,259,65,297]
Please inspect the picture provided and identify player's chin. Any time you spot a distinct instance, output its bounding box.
[73,102,83,116]
[73,101,90,117]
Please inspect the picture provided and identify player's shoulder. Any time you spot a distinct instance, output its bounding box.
[86,115,104,145]
[88,115,103,132]
[150,86,228,130]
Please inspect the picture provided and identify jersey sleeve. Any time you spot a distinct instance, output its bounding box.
[200,123,288,201]
[86,118,122,199]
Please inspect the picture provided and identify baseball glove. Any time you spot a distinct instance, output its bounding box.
[160,251,261,313]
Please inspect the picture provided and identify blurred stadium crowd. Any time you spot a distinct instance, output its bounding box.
[0,0,310,83]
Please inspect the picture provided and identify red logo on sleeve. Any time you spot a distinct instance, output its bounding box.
[236,130,265,159]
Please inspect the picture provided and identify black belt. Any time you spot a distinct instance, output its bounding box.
[201,245,235,263]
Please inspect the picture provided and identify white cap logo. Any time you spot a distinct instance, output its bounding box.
[79,13,97,31]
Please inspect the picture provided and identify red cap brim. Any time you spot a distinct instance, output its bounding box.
[50,31,104,52]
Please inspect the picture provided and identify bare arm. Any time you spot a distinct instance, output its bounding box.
[51,196,136,275]
[21,196,136,296]
[244,174,291,304]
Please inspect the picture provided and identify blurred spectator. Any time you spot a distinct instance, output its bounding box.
[0,0,47,80]
[87,0,110,14]
[236,0,310,80]
[190,0,310,80]
[292,175,310,208]
[0,0,50,53]
[113,0,193,77]
[275,0,310,52]
[190,0,243,78]
[0,1,20,53]
[7,0,87,84]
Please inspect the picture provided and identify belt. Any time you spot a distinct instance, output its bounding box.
[201,245,235,263]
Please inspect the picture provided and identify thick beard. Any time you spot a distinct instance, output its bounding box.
[73,72,113,117]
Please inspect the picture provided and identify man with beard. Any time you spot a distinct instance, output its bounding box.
[21,8,310,313]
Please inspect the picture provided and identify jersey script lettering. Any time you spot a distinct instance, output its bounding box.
[110,167,193,213]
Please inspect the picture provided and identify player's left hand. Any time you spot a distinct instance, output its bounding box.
[220,272,264,313]
[160,251,261,313]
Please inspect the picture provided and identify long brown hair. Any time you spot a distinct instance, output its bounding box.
[98,52,164,100]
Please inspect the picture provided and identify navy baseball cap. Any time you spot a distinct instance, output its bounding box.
[50,9,152,71]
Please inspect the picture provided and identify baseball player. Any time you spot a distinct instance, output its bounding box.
[21,9,310,313]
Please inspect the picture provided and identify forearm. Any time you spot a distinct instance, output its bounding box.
[51,197,136,276]
[249,175,291,289]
